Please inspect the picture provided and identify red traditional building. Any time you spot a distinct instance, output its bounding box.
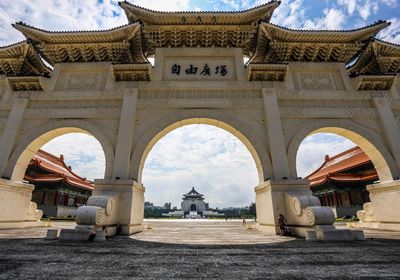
[25,149,94,218]
[306,146,377,218]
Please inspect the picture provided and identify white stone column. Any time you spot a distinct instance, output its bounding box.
[262,89,290,179]
[0,98,29,177]
[112,90,138,179]
[372,97,400,175]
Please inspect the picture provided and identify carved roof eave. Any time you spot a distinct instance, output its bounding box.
[12,22,141,44]
[13,23,149,65]
[7,76,47,91]
[119,1,281,25]
[348,39,400,76]
[247,63,287,81]
[249,21,390,64]
[351,74,396,90]
[112,63,152,81]
[0,41,51,77]
[260,21,389,43]
[141,24,257,57]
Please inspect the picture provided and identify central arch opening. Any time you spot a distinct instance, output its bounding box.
[134,121,279,243]
[141,123,260,219]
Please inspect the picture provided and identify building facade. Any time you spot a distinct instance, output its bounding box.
[25,149,94,218]
[181,187,208,218]
[306,146,377,218]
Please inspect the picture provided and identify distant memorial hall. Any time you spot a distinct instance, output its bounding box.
[163,187,222,218]
[0,1,399,241]
[181,187,208,218]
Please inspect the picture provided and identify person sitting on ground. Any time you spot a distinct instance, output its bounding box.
[277,214,292,236]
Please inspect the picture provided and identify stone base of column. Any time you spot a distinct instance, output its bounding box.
[67,179,145,239]
[255,179,364,241]
[0,220,49,229]
[0,178,44,229]
[347,221,400,231]
[355,180,400,231]
[120,224,143,235]
[291,225,365,241]
[256,224,277,234]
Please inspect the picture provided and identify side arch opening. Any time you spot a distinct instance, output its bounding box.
[292,127,394,182]
[6,123,114,182]
[291,126,396,218]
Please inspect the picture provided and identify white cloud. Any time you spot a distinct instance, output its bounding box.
[271,0,306,29]
[296,133,356,177]
[359,0,379,20]
[0,0,192,46]
[41,133,106,181]
[377,17,400,44]
[337,0,357,15]
[324,8,346,30]
[128,0,190,11]
[380,0,397,7]
[304,8,346,30]
[0,0,128,45]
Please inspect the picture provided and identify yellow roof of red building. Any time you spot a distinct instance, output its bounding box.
[306,146,378,187]
[24,149,94,191]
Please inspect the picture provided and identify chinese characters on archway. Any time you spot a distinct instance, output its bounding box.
[171,63,228,76]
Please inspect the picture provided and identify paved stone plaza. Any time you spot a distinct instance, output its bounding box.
[0,220,400,279]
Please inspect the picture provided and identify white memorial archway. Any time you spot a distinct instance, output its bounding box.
[0,2,399,239]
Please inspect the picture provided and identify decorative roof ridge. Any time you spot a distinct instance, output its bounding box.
[36,148,62,161]
[25,39,53,75]
[310,160,372,182]
[34,149,93,184]
[184,187,203,196]
[306,146,372,180]
[305,159,328,180]
[13,21,138,35]
[119,0,280,14]
[328,173,377,182]
[347,37,400,74]
[0,40,28,50]
[327,146,361,161]
[0,40,52,76]
[262,20,389,34]
[57,155,93,184]
[372,38,400,47]
[24,174,64,182]
[306,146,360,179]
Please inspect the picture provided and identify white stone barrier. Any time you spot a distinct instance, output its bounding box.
[75,206,105,225]
[352,180,400,231]
[0,178,46,229]
[255,179,364,241]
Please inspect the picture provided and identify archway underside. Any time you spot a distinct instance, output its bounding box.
[136,117,267,185]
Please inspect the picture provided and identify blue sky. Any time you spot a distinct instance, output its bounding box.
[1,0,397,208]
[0,0,399,44]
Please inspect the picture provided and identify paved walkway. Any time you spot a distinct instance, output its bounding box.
[134,220,295,244]
[0,220,400,279]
